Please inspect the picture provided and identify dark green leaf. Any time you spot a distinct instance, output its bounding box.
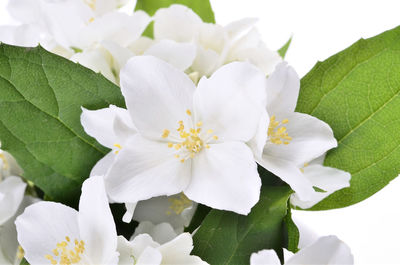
[192,185,292,264]
[135,0,215,23]
[283,204,299,253]
[278,37,292,59]
[296,25,400,209]
[0,44,125,207]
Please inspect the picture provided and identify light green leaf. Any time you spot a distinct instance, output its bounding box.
[192,185,292,264]
[296,26,400,209]
[135,0,215,23]
[278,37,292,59]
[0,44,125,206]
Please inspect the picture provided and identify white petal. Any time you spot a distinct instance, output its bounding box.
[158,233,207,265]
[40,0,93,48]
[228,28,281,75]
[117,236,135,265]
[82,11,150,47]
[137,247,162,265]
[286,236,354,265]
[120,56,195,139]
[191,46,221,77]
[78,176,118,264]
[81,105,132,149]
[250,249,281,265]
[0,25,42,47]
[71,49,116,83]
[224,17,258,41]
[15,202,80,265]
[133,222,178,245]
[101,41,134,75]
[194,62,267,142]
[144,40,197,71]
[248,110,270,159]
[153,4,202,42]
[90,152,116,178]
[133,195,196,231]
[264,112,337,166]
[0,176,26,225]
[129,37,154,55]
[259,155,314,201]
[106,135,191,203]
[130,234,160,258]
[7,0,42,24]
[266,62,300,114]
[291,165,351,209]
[122,202,137,223]
[185,142,260,215]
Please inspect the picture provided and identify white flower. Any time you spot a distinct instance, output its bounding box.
[118,222,207,265]
[250,235,354,265]
[290,156,351,209]
[0,176,26,227]
[81,55,267,214]
[15,176,119,265]
[257,62,345,202]
[149,4,281,77]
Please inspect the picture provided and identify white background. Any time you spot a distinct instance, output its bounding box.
[1,0,400,264]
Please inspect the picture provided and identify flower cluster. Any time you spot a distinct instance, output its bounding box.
[0,0,354,264]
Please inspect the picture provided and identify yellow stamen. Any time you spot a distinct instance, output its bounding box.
[162,129,170,138]
[186,109,192,116]
[113,143,122,154]
[166,193,192,215]
[213,135,218,140]
[268,115,292,145]
[45,237,85,264]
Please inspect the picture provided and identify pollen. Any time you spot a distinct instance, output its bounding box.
[162,129,170,138]
[45,237,85,264]
[16,246,24,260]
[268,115,292,145]
[186,109,192,116]
[113,143,122,154]
[167,193,192,215]
[0,153,9,170]
[84,0,96,10]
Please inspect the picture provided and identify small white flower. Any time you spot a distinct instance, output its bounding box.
[15,176,119,265]
[82,55,268,214]
[257,62,345,202]
[118,222,207,265]
[150,4,282,77]
[250,235,354,265]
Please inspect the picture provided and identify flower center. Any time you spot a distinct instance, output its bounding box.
[268,115,292,145]
[167,193,192,215]
[162,110,218,162]
[45,236,85,265]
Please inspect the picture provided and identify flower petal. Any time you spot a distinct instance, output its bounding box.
[144,40,197,71]
[105,135,191,203]
[15,202,80,265]
[133,222,178,245]
[194,62,267,142]
[81,105,132,149]
[90,152,117,178]
[264,112,337,166]
[266,62,300,114]
[259,155,314,201]
[185,142,260,215]
[153,4,202,42]
[286,236,354,265]
[0,25,42,47]
[82,11,150,47]
[122,202,137,223]
[120,56,196,139]
[250,249,281,265]
[291,165,351,209]
[224,18,258,41]
[0,176,26,225]
[158,233,207,265]
[130,234,160,258]
[78,176,118,265]
[78,176,118,264]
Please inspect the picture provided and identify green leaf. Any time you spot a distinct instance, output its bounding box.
[278,37,292,59]
[192,185,292,264]
[283,204,300,253]
[0,44,125,206]
[296,25,400,209]
[135,0,215,23]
